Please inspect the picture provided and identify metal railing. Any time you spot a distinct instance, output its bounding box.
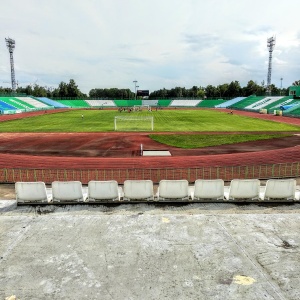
[1,162,299,184]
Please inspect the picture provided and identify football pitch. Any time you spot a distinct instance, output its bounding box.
[0,109,299,132]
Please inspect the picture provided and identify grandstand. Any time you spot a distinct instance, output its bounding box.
[1,97,34,110]
[142,99,159,106]
[215,97,246,108]
[169,99,202,107]
[114,100,142,107]
[156,99,172,107]
[0,96,55,113]
[85,99,116,107]
[244,96,284,111]
[285,103,300,117]
[263,96,294,111]
[229,95,266,110]
[55,99,90,108]
[38,97,68,108]
[16,96,51,109]
[0,99,17,113]
[0,92,298,119]
[197,99,225,108]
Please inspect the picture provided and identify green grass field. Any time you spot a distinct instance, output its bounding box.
[0,109,299,132]
[149,133,292,148]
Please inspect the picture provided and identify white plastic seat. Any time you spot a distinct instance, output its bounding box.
[123,180,154,201]
[225,179,260,202]
[51,181,85,203]
[86,180,122,202]
[191,179,224,202]
[296,186,300,201]
[261,179,296,202]
[15,182,51,204]
[157,180,190,201]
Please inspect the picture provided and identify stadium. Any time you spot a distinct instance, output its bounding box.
[1,91,300,300]
[0,94,300,186]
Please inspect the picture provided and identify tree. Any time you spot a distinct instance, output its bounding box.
[54,79,85,98]
[227,81,242,97]
[292,80,300,86]
[67,79,83,98]
[197,88,205,98]
[217,84,229,98]
[191,86,198,98]
[89,88,134,99]
[268,84,280,96]
[57,82,68,97]
[244,80,261,96]
[205,85,218,98]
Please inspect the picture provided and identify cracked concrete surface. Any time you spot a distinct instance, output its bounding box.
[1,199,300,299]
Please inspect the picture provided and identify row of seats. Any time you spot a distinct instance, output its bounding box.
[15,179,300,205]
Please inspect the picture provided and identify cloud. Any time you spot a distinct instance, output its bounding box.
[183,34,220,51]
[1,0,299,92]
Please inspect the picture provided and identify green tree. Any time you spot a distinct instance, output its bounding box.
[67,79,83,98]
[227,81,242,97]
[197,88,205,98]
[244,80,261,96]
[217,84,229,98]
[205,85,218,98]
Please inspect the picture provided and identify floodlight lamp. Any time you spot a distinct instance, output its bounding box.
[5,37,15,51]
[267,36,276,48]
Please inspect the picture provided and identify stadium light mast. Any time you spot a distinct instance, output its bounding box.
[266,36,276,95]
[5,37,17,93]
[133,80,138,100]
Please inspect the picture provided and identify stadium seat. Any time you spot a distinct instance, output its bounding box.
[51,181,86,203]
[224,179,260,202]
[261,179,296,202]
[156,180,191,201]
[15,182,51,204]
[169,99,201,107]
[86,180,122,202]
[296,186,300,201]
[191,179,225,202]
[123,180,154,201]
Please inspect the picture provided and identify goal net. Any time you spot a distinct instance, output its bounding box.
[114,116,154,131]
[133,105,150,111]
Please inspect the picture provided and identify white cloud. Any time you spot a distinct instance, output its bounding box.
[0,0,299,93]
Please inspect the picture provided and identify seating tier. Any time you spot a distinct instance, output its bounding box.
[15,179,300,204]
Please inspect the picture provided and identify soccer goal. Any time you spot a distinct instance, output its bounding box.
[133,105,150,111]
[114,116,154,131]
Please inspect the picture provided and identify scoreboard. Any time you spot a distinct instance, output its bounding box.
[136,90,149,97]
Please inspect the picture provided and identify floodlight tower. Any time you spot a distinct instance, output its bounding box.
[133,80,138,100]
[5,37,17,93]
[266,36,276,95]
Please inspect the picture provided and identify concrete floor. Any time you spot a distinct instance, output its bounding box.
[1,200,300,300]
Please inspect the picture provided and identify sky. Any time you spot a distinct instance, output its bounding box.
[0,0,299,94]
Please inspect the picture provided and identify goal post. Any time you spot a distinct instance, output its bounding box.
[114,116,154,131]
[133,105,150,111]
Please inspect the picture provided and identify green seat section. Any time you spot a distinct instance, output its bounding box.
[156,100,172,107]
[0,97,35,110]
[284,103,300,116]
[16,97,53,109]
[55,100,90,108]
[197,100,227,108]
[0,99,17,111]
[114,100,142,107]
[229,96,266,110]
[265,97,297,112]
